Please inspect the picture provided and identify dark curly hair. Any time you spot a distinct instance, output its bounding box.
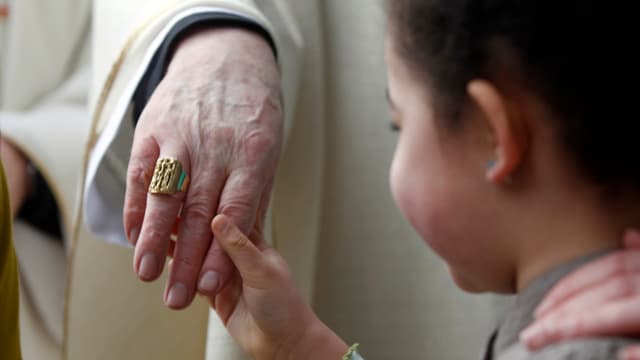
[388,0,636,191]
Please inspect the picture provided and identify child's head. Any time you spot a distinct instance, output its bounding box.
[385,0,636,293]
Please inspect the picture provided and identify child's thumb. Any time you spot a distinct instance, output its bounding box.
[211,215,264,279]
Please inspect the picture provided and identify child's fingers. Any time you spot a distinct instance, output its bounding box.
[211,215,266,283]
[522,297,640,351]
[619,345,640,360]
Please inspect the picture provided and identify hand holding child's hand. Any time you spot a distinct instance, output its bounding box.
[210,215,348,360]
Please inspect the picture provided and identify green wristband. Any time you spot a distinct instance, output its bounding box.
[342,343,362,360]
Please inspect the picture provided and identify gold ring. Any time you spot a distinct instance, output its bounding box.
[148,157,189,194]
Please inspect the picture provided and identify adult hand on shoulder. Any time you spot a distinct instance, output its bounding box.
[520,230,640,357]
[0,137,30,216]
[209,215,348,360]
[123,28,283,310]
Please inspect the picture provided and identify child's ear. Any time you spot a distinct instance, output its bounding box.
[467,80,528,184]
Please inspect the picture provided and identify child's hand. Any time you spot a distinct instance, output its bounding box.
[210,215,348,360]
[521,230,640,352]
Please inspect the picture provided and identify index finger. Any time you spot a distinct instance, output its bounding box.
[211,215,267,287]
[123,136,159,246]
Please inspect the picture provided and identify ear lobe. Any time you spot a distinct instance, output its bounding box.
[467,80,527,184]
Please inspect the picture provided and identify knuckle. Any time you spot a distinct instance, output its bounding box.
[228,231,250,250]
[246,130,276,153]
[165,191,185,203]
[219,201,253,216]
[123,204,145,225]
[211,126,235,144]
[259,264,279,282]
[128,160,154,188]
[243,130,279,164]
[182,200,214,224]
[173,255,197,271]
[149,211,176,230]
[128,139,159,185]
[262,256,285,278]
[218,203,254,230]
[142,228,167,245]
[207,243,227,258]
[206,247,230,267]
[615,277,636,297]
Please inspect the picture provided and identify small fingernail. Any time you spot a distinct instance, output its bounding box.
[520,325,544,350]
[198,271,220,294]
[138,254,158,281]
[167,282,188,308]
[212,215,229,234]
[129,227,140,245]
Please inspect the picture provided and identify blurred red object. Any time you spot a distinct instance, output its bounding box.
[0,5,8,19]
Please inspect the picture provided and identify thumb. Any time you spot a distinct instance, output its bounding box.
[211,215,266,284]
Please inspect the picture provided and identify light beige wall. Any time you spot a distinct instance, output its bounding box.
[313,1,506,358]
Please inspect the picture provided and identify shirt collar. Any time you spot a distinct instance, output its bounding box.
[491,248,615,356]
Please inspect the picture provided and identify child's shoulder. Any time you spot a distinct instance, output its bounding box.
[497,337,637,360]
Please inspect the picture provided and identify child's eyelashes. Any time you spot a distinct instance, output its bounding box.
[385,89,401,132]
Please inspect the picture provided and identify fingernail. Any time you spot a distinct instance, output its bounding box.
[129,227,140,245]
[167,282,188,308]
[212,215,229,234]
[198,271,220,294]
[138,254,158,280]
[520,325,545,350]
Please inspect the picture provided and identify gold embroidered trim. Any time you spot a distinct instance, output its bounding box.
[63,3,177,359]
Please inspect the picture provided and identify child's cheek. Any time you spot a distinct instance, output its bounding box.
[390,149,438,245]
[390,146,456,261]
[390,148,412,222]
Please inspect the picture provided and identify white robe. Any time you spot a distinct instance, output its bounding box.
[1,0,91,358]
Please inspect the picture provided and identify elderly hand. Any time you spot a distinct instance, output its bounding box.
[520,230,640,358]
[123,28,283,310]
[209,215,348,360]
[1,137,30,216]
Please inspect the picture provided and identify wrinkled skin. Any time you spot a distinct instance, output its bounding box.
[123,28,283,310]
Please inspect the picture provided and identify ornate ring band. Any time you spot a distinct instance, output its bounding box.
[148,157,189,195]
